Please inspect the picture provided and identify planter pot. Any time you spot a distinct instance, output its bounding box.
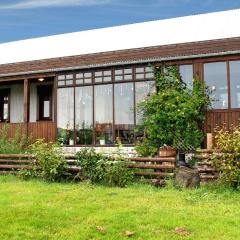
[69,139,74,146]
[159,146,177,157]
[99,139,105,145]
[178,153,186,167]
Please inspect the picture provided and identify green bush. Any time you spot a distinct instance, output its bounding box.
[0,124,29,154]
[23,139,67,182]
[76,148,133,187]
[135,66,211,156]
[211,127,240,188]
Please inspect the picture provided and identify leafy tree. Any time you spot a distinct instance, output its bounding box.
[135,66,211,156]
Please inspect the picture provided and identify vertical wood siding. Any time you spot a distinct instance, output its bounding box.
[0,122,56,143]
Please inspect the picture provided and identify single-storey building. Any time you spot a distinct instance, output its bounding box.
[0,9,240,150]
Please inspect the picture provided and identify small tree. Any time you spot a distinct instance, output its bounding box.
[135,66,211,156]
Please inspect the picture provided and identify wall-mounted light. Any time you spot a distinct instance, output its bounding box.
[38,78,45,82]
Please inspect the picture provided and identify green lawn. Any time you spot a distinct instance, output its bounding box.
[0,176,239,240]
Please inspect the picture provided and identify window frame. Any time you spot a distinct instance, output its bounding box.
[56,64,155,146]
[37,85,53,121]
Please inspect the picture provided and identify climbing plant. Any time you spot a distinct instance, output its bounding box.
[135,65,211,156]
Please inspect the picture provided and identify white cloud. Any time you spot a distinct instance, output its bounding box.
[0,0,112,10]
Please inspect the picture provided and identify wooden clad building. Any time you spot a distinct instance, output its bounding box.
[0,9,240,147]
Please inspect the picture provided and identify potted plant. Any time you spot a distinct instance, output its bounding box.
[159,144,176,157]
[98,133,106,145]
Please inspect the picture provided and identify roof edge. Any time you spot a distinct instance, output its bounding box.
[1,50,240,79]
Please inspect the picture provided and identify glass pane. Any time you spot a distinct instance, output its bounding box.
[104,70,111,76]
[115,69,123,75]
[124,74,133,81]
[66,74,74,80]
[115,75,123,81]
[84,78,92,84]
[146,66,153,72]
[136,73,144,80]
[204,62,228,109]
[145,72,154,79]
[57,88,74,145]
[75,86,93,145]
[76,79,84,85]
[180,65,193,89]
[43,100,50,118]
[58,81,65,86]
[95,77,102,83]
[103,76,112,82]
[136,67,144,73]
[135,81,154,124]
[230,61,240,108]
[76,73,83,79]
[114,83,134,144]
[94,84,113,144]
[124,68,132,74]
[3,103,8,120]
[65,80,73,85]
[84,72,92,78]
[95,71,102,77]
[58,75,65,81]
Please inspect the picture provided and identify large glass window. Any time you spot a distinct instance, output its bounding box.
[56,65,155,146]
[180,65,193,89]
[57,88,74,145]
[114,83,134,144]
[230,61,240,108]
[94,84,113,145]
[204,62,228,109]
[75,86,93,145]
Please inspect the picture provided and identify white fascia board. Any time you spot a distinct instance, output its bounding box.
[0,8,240,65]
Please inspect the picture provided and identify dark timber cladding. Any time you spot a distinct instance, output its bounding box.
[0,37,240,145]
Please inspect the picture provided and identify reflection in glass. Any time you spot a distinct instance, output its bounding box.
[230,61,240,108]
[75,86,93,145]
[94,84,113,144]
[43,100,50,118]
[180,65,193,89]
[57,88,74,145]
[114,83,134,144]
[135,81,154,124]
[204,62,228,109]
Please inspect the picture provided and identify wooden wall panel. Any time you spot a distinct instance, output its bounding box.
[204,110,240,133]
[28,122,56,142]
[0,123,27,138]
[0,122,56,143]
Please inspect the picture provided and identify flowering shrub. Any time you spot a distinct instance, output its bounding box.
[211,126,240,188]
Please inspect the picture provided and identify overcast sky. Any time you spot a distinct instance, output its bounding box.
[0,0,240,43]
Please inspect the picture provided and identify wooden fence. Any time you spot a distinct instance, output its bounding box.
[0,152,218,185]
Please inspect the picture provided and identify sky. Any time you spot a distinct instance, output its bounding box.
[0,0,240,43]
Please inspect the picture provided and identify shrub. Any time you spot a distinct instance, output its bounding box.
[76,148,133,187]
[211,126,240,188]
[0,124,29,154]
[135,66,211,156]
[23,139,67,182]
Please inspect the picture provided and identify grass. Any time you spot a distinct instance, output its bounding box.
[0,176,239,240]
